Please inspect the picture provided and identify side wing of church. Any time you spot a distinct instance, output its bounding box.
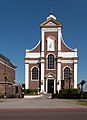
[25,14,78,93]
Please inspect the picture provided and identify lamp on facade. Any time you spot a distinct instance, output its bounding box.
[4,62,8,98]
[4,73,8,98]
[37,59,41,92]
[69,73,72,91]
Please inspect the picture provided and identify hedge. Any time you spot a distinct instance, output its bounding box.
[24,89,38,95]
[52,89,81,99]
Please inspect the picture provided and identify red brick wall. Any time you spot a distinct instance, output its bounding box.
[0,62,16,95]
[29,64,39,89]
[0,63,15,83]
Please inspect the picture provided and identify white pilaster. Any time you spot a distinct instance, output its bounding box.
[54,80,56,93]
[57,59,61,92]
[25,63,29,89]
[41,29,45,57]
[58,27,61,51]
[41,59,45,93]
[40,28,45,93]
[74,60,78,88]
[46,79,48,93]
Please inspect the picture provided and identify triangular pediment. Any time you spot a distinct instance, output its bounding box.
[48,74,53,78]
[45,72,56,78]
[44,21,57,26]
[40,17,62,28]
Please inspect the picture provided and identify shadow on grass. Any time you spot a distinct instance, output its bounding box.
[0,101,4,102]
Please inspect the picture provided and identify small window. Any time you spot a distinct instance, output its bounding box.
[32,67,38,80]
[48,54,54,69]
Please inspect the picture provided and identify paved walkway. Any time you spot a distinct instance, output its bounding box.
[0,95,87,109]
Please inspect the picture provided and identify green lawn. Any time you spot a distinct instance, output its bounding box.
[77,100,87,106]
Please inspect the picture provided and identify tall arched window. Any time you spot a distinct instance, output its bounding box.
[64,67,70,80]
[32,67,38,80]
[48,54,54,69]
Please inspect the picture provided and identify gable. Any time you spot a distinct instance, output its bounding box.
[61,39,74,52]
[45,72,56,78]
[43,21,57,27]
[40,17,62,28]
[26,40,41,53]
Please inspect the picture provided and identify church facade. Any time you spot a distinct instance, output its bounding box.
[25,14,78,93]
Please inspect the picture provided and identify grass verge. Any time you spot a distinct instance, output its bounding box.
[77,100,87,106]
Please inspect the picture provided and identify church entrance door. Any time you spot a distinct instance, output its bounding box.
[48,79,54,93]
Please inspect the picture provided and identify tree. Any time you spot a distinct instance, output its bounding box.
[80,80,86,93]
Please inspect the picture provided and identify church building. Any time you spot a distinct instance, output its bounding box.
[0,53,22,97]
[25,14,78,93]
[0,53,16,96]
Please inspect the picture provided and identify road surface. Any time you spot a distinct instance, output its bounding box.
[0,109,87,120]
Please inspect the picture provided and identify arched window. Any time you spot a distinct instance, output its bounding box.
[32,67,38,80]
[48,54,54,69]
[64,67,70,80]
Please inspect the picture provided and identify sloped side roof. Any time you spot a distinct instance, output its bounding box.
[61,38,74,52]
[26,40,41,53]
[0,53,17,69]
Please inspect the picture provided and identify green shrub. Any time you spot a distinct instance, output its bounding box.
[0,95,4,98]
[24,89,30,94]
[69,89,78,94]
[52,93,60,98]
[24,89,38,95]
[60,89,78,94]
[53,89,80,99]
[7,94,16,98]
[7,94,21,98]
[59,89,69,94]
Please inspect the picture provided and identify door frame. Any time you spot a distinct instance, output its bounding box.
[46,78,56,93]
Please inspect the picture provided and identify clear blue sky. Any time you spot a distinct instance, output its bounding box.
[0,0,87,87]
